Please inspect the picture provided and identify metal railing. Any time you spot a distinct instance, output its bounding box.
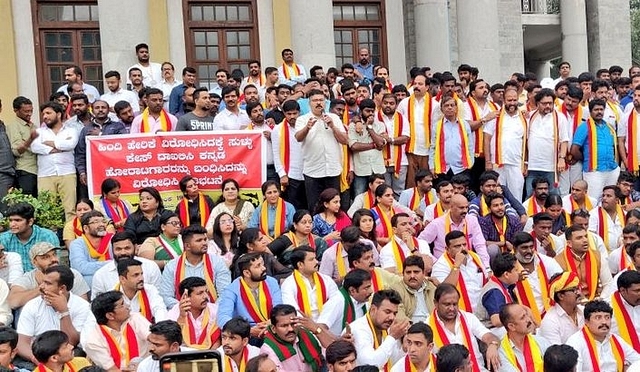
[521,0,560,14]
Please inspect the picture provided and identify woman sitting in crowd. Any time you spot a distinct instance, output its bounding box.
[312,188,351,244]
[370,184,406,246]
[175,175,215,228]
[124,187,173,245]
[138,212,183,270]
[63,198,94,248]
[544,194,571,235]
[248,181,295,240]
[209,212,239,267]
[268,209,327,267]
[94,177,133,231]
[206,178,255,236]
[231,227,291,281]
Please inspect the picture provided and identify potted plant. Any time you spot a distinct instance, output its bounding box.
[0,189,65,231]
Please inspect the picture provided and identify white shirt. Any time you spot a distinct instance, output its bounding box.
[317,291,368,337]
[379,236,433,272]
[431,254,486,314]
[589,207,624,253]
[120,283,168,322]
[423,202,447,224]
[463,99,497,157]
[397,96,430,156]
[538,304,584,344]
[30,124,79,177]
[12,268,90,298]
[522,254,563,311]
[278,63,307,85]
[159,79,182,106]
[213,108,251,130]
[390,355,434,372]
[280,271,338,322]
[17,293,95,338]
[294,112,346,178]
[619,109,640,161]
[247,125,273,164]
[349,314,405,368]
[0,252,23,285]
[484,112,526,166]
[562,195,598,214]
[425,311,491,371]
[566,330,640,372]
[271,122,304,181]
[101,89,140,113]
[604,101,622,128]
[527,111,569,172]
[216,345,262,372]
[398,188,438,217]
[375,112,410,166]
[128,62,163,88]
[609,292,640,344]
[91,257,162,299]
[130,111,178,133]
[498,334,550,372]
[608,246,632,275]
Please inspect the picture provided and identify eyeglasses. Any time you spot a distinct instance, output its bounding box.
[87,219,107,225]
[219,219,234,225]
[166,221,182,227]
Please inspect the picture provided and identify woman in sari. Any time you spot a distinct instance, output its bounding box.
[138,212,183,270]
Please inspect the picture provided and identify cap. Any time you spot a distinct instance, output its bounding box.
[29,242,59,261]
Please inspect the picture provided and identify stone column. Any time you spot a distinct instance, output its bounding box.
[257,0,276,67]
[288,1,335,70]
[585,0,631,71]
[414,0,451,73]
[560,0,588,73]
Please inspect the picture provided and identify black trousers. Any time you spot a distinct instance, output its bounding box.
[303,175,340,211]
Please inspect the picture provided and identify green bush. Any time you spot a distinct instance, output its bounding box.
[1,189,65,230]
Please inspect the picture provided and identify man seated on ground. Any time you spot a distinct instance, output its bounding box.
[31,331,91,372]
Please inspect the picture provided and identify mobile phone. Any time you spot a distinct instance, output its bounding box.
[160,350,222,372]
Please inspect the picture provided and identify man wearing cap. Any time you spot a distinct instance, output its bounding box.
[538,272,585,344]
[7,242,89,311]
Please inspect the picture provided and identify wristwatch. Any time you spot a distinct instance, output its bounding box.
[366,124,373,130]
[315,327,323,335]
[57,311,70,319]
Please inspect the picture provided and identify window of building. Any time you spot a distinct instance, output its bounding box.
[183,1,260,90]
[33,1,102,102]
[333,1,386,68]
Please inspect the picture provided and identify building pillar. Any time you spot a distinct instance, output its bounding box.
[385,0,408,82]
[0,0,18,115]
[585,0,631,72]
[11,0,39,108]
[456,0,502,83]
[414,0,451,73]
[257,0,276,68]
[288,1,335,71]
[166,0,187,72]
[560,0,588,73]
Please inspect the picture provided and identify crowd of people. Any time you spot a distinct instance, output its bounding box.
[1,42,640,372]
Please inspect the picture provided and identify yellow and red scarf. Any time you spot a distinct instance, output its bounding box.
[140,108,171,133]
[402,354,437,372]
[561,103,584,135]
[379,111,404,177]
[407,94,432,153]
[443,252,486,312]
[627,109,639,172]
[525,198,544,217]
[433,201,446,219]
[279,123,292,175]
[612,291,640,352]
[114,284,153,322]
[72,217,83,237]
[282,63,301,80]
[182,305,221,350]
[286,231,316,250]
[224,347,248,372]
[586,117,618,172]
[84,233,114,261]
[569,195,593,212]
[239,277,273,323]
[339,115,353,192]
[493,109,527,170]
[373,205,395,239]
[177,193,210,227]
[467,98,498,157]
[409,188,435,212]
[335,243,347,278]
[500,334,543,372]
[429,310,480,372]
[582,328,625,372]
[563,248,598,300]
[363,190,375,209]
[99,324,139,369]
[514,258,550,324]
[597,206,625,249]
[101,199,130,231]
[174,254,217,302]
[390,238,417,272]
[35,363,76,372]
[260,198,286,239]
[366,314,392,372]
[433,117,472,174]
[293,270,328,317]
[371,268,384,292]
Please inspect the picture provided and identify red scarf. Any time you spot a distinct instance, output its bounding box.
[177,193,211,227]
[99,324,139,369]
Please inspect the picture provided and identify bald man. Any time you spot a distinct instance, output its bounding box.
[419,194,491,268]
[562,180,597,213]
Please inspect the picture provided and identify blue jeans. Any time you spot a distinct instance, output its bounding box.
[352,175,369,197]
[525,170,558,199]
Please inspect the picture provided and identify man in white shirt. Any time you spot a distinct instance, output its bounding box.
[281,247,338,322]
[609,225,639,276]
[347,174,386,217]
[91,232,161,299]
[558,86,588,195]
[566,299,640,372]
[525,88,569,197]
[217,317,261,372]
[349,289,408,369]
[562,180,597,213]
[497,304,550,372]
[609,270,640,353]
[619,85,640,175]
[423,181,454,225]
[0,245,23,286]
[538,271,584,344]
[16,265,95,364]
[56,65,100,103]
[375,93,410,197]
[589,185,625,253]
[294,89,348,210]
[30,102,78,222]
[136,320,185,372]
[101,70,140,114]
[212,86,250,130]
[116,258,167,323]
[380,213,433,274]
[127,43,162,88]
[317,269,372,337]
[278,49,307,86]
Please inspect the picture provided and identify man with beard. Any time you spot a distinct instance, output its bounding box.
[616,171,640,210]
[56,65,100,102]
[490,83,505,107]
[131,88,178,133]
[530,212,564,257]
[341,84,359,122]
[348,243,400,292]
[213,86,250,130]
[478,193,522,254]
[16,265,93,364]
[75,100,127,199]
[209,93,222,118]
[168,277,221,350]
[457,64,472,93]
[572,99,621,198]
[380,213,433,274]
[217,253,283,339]
[30,102,78,222]
[525,89,569,197]
[260,304,331,372]
[63,93,93,135]
[497,304,550,372]
[245,102,277,182]
[558,86,587,194]
[326,340,357,372]
[278,49,307,87]
[609,270,640,353]
[242,84,262,108]
[423,180,454,225]
[348,99,387,195]
[89,231,161,298]
[281,247,339,322]
[127,43,162,88]
[567,300,640,372]
[241,60,266,91]
[116,258,167,322]
[169,67,197,115]
[511,232,562,327]
[469,171,522,221]
[265,85,292,125]
[484,88,527,202]
[114,101,135,132]
[374,93,409,196]
[608,224,639,276]
[8,242,89,309]
[354,48,374,81]
[137,320,184,372]
[101,70,140,113]
[31,331,91,372]
[318,268,372,337]
[557,225,613,301]
[160,225,231,309]
[389,256,435,323]
[127,67,146,95]
[523,178,549,217]
[588,185,626,253]
[539,272,585,344]
[217,317,261,372]
[175,87,215,131]
[83,290,151,371]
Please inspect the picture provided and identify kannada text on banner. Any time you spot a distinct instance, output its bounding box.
[86,131,266,210]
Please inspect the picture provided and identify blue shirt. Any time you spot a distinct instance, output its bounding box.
[482,281,516,316]
[248,200,296,238]
[620,91,634,109]
[572,119,618,172]
[428,118,475,174]
[217,276,282,328]
[354,63,374,81]
[68,237,110,287]
[169,84,189,114]
[0,225,59,270]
